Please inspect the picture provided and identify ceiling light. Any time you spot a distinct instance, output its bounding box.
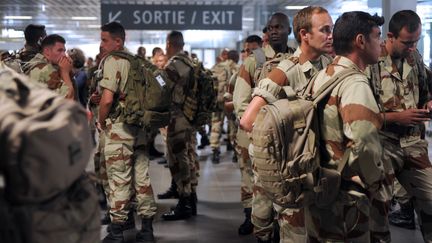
[242,18,254,21]
[4,16,32,20]
[284,6,308,10]
[71,16,97,20]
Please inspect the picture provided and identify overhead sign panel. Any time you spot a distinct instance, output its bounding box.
[101,4,242,30]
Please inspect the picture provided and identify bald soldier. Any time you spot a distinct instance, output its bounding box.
[233,12,294,242]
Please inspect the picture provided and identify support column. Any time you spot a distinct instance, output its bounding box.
[381,0,417,36]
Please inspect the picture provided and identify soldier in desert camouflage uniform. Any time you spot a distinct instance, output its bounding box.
[367,10,432,242]
[23,34,75,99]
[305,11,385,242]
[210,49,239,164]
[161,31,197,221]
[241,6,334,243]
[97,22,156,243]
[234,12,294,242]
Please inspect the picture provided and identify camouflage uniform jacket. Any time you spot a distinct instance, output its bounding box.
[213,59,238,104]
[253,47,333,103]
[99,51,131,120]
[312,56,384,188]
[370,46,429,146]
[165,51,193,110]
[233,44,276,118]
[24,53,70,97]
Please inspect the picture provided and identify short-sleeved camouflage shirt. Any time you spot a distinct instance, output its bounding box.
[312,56,384,187]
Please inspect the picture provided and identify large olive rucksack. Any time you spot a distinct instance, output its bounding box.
[0,65,100,243]
[175,56,217,126]
[109,51,172,130]
[252,68,359,209]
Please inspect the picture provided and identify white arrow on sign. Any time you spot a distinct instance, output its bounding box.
[109,11,122,22]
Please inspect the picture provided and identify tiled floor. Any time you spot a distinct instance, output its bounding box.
[100,133,425,243]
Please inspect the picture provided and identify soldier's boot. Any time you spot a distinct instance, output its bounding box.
[161,196,192,221]
[191,192,198,216]
[389,200,416,230]
[226,142,234,151]
[198,134,210,149]
[157,179,179,199]
[212,149,220,164]
[136,218,155,243]
[103,219,135,243]
[238,208,254,235]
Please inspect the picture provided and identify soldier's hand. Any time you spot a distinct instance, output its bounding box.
[396,108,430,125]
[63,87,74,99]
[58,56,73,74]
[90,92,101,105]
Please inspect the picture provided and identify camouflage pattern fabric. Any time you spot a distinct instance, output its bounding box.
[233,44,276,241]
[165,52,195,197]
[189,130,200,192]
[24,53,70,97]
[393,179,410,204]
[166,109,194,196]
[368,47,432,242]
[306,56,385,242]
[99,54,157,222]
[210,59,238,150]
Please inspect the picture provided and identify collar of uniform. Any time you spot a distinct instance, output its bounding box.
[35,53,49,63]
[293,47,318,75]
[263,44,276,59]
[333,55,363,73]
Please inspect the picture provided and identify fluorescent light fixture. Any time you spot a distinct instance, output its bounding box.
[285,6,308,10]
[87,24,100,28]
[4,16,32,20]
[71,16,97,20]
[242,18,254,21]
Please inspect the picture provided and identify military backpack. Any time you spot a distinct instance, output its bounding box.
[252,68,359,209]
[108,51,172,130]
[175,56,217,126]
[0,64,99,243]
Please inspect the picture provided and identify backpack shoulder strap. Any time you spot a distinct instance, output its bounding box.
[309,68,361,104]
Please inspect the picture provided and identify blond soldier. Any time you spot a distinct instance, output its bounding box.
[97,22,157,243]
[241,6,333,243]
[23,34,74,99]
[305,11,385,242]
[234,12,294,242]
[368,10,432,242]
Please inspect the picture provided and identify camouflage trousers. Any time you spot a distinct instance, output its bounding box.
[236,129,253,209]
[210,111,224,150]
[305,189,370,242]
[372,137,432,242]
[251,172,306,242]
[189,130,200,192]
[393,178,410,204]
[227,114,237,149]
[166,111,194,196]
[249,140,305,242]
[95,132,110,198]
[274,205,306,243]
[101,119,157,223]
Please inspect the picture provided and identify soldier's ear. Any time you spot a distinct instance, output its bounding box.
[355,33,366,49]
